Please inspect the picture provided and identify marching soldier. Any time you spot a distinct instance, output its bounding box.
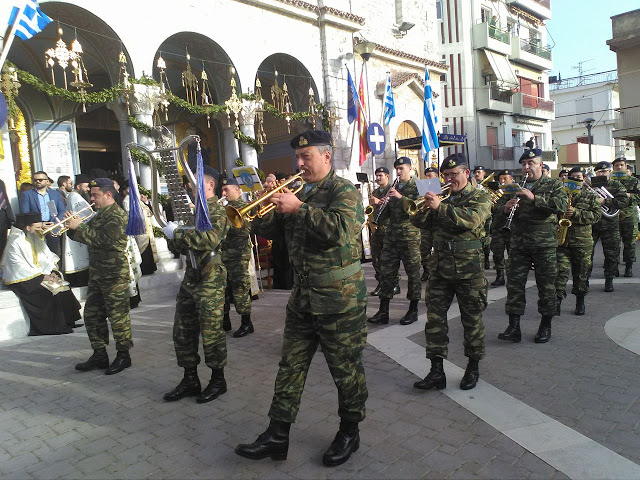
[498,149,568,344]
[490,169,514,286]
[559,169,569,181]
[368,157,421,325]
[612,156,640,277]
[162,165,230,404]
[65,178,132,375]
[411,153,491,391]
[554,167,601,316]
[420,167,439,281]
[235,130,367,467]
[473,166,491,269]
[220,176,254,337]
[473,165,487,185]
[590,161,629,292]
[542,164,551,177]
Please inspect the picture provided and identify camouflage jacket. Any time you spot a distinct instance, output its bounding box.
[221,198,252,264]
[598,179,628,224]
[386,177,420,238]
[561,189,601,247]
[412,183,491,280]
[252,170,366,315]
[510,175,568,247]
[490,191,513,234]
[371,184,391,229]
[614,174,640,220]
[173,196,229,274]
[67,202,128,279]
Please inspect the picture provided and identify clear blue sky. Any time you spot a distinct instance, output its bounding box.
[547,1,639,78]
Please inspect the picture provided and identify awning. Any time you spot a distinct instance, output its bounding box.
[484,50,519,86]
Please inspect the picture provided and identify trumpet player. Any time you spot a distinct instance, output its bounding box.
[490,169,514,286]
[590,161,629,292]
[499,149,567,344]
[368,157,421,326]
[411,153,491,391]
[420,167,439,281]
[554,167,601,316]
[612,156,640,277]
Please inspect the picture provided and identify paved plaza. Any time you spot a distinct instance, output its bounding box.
[1,247,639,479]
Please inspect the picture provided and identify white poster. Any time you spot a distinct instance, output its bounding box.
[38,129,75,177]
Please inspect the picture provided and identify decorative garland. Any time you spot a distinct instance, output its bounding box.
[129,148,164,176]
[152,225,166,240]
[137,184,170,208]
[235,130,263,154]
[127,116,152,136]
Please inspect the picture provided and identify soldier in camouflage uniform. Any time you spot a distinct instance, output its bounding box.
[369,167,395,295]
[554,167,601,316]
[235,130,367,467]
[162,165,230,404]
[590,161,629,292]
[411,153,491,392]
[420,167,439,281]
[498,149,568,344]
[490,169,515,286]
[612,157,640,277]
[368,157,421,326]
[66,178,132,375]
[473,166,492,269]
[220,176,254,338]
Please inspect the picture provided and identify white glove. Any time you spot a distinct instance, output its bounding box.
[162,221,178,240]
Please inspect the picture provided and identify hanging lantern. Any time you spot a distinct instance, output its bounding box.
[281,78,293,133]
[201,63,214,127]
[224,67,242,131]
[117,50,134,116]
[307,86,317,129]
[156,54,171,121]
[254,78,267,145]
[181,49,198,106]
[270,70,282,112]
[44,26,72,88]
[68,33,92,112]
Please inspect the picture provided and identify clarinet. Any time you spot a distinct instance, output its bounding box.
[372,178,399,226]
[502,173,529,232]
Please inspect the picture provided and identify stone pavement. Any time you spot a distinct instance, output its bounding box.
[0,247,639,479]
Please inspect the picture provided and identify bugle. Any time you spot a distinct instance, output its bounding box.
[41,203,95,237]
[402,183,452,216]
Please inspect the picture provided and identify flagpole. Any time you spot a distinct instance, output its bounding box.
[0,4,25,70]
[362,60,376,175]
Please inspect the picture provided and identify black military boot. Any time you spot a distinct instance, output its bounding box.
[534,315,552,343]
[413,357,446,390]
[235,420,290,461]
[105,350,131,375]
[75,348,109,371]
[393,284,401,295]
[367,298,389,325]
[491,270,505,286]
[420,269,429,281]
[163,368,201,401]
[555,295,563,316]
[498,314,521,342]
[460,358,480,390]
[197,368,227,403]
[624,262,633,277]
[322,420,360,467]
[604,276,614,292]
[370,283,381,296]
[233,314,254,338]
[399,300,419,325]
[574,294,586,316]
[222,309,232,332]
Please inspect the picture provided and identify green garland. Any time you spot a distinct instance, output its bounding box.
[235,130,263,154]
[137,184,169,208]
[152,225,166,240]
[128,147,164,176]
[127,116,152,136]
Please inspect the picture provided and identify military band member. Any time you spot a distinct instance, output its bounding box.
[498,149,568,344]
[412,153,491,391]
[368,157,421,325]
[554,167,601,316]
[420,167,439,281]
[542,163,551,177]
[236,130,367,467]
[162,165,230,404]
[369,167,398,296]
[590,161,629,292]
[473,165,491,269]
[490,169,514,286]
[66,178,133,375]
[559,169,569,181]
[220,176,254,338]
[612,156,640,277]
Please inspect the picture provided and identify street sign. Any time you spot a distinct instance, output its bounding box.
[367,123,386,155]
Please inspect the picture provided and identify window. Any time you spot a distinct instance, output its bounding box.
[436,0,442,20]
[481,7,492,23]
[442,125,450,134]
[507,19,515,35]
[529,28,541,44]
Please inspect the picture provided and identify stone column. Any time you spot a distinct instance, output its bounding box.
[130,84,162,189]
[218,115,240,176]
[238,100,259,169]
[107,99,137,176]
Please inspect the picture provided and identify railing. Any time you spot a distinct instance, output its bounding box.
[550,70,617,90]
[615,106,640,131]
[520,39,552,60]
[491,147,515,161]
[490,85,513,103]
[521,93,554,112]
[475,19,510,44]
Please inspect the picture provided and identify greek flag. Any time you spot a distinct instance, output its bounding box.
[8,0,52,41]
[346,67,359,124]
[383,73,395,125]
[421,66,439,160]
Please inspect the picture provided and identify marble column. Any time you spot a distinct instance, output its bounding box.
[107,99,137,176]
[238,100,259,169]
[219,118,240,176]
[130,84,162,189]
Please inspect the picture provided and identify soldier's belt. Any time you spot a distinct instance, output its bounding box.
[433,240,482,252]
[187,251,216,269]
[294,261,361,287]
[514,223,554,232]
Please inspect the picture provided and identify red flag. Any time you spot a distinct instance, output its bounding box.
[358,71,370,166]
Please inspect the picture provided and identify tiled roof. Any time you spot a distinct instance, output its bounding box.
[355,39,449,70]
[275,0,366,25]
[376,71,440,98]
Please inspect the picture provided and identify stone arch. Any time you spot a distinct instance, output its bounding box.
[395,120,425,176]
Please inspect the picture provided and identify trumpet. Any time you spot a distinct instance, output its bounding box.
[489,188,504,205]
[557,192,573,246]
[226,173,305,228]
[402,183,452,216]
[41,203,95,237]
[583,180,619,218]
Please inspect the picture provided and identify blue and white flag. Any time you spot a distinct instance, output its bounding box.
[346,67,359,124]
[194,142,212,231]
[421,66,439,161]
[383,73,395,125]
[7,0,52,41]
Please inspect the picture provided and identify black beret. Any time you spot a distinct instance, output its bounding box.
[542,164,550,171]
[188,162,220,181]
[90,177,115,188]
[394,157,412,168]
[595,161,611,171]
[613,156,626,164]
[441,153,467,170]
[568,166,585,175]
[519,148,543,163]
[473,165,485,172]
[220,176,239,186]
[375,167,390,175]
[75,174,90,184]
[559,169,569,175]
[424,167,439,174]
[15,213,42,227]
[290,130,332,149]
[497,169,513,178]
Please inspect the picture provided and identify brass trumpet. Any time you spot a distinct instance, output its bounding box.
[557,192,573,246]
[402,183,451,217]
[226,173,305,228]
[40,203,95,237]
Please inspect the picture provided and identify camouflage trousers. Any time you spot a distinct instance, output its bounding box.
[370,227,385,281]
[379,234,421,300]
[84,276,132,351]
[425,273,487,360]
[592,221,620,277]
[268,301,368,424]
[420,228,433,272]
[506,246,557,316]
[173,264,227,370]
[491,231,511,271]
[223,252,252,315]
[483,218,492,260]
[619,213,638,264]
[555,245,592,297]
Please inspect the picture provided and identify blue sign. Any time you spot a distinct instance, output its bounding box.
[367,123,386,155]
[0,92,7,129]
[438,133,466,145]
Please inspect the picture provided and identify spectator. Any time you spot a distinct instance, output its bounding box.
[56,175,73,203]
[525,137,535,149]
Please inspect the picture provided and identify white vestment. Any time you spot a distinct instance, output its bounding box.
[62,191,91,274]
[1,227,58,285]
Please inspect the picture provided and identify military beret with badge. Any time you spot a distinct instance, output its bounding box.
[90,177,115,188]
[375,167,390,175]
[595,161,611,172]
[394,156,412,168]
[518,148,542,163]
[424,167,438,175]
[290,130,332,149]
[441,153,467,170]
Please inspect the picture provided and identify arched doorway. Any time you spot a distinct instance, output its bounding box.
[395,121,424,177]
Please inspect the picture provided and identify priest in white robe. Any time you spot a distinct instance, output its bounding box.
[62,174,92,287]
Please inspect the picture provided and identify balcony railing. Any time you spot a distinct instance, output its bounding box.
[490,86,513,103]
[615,106,640,131]
[550,70,617,90]
[520,39,552,60]
[521,93,554,112]
[488,24,510,44]
[491,147,515,161]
